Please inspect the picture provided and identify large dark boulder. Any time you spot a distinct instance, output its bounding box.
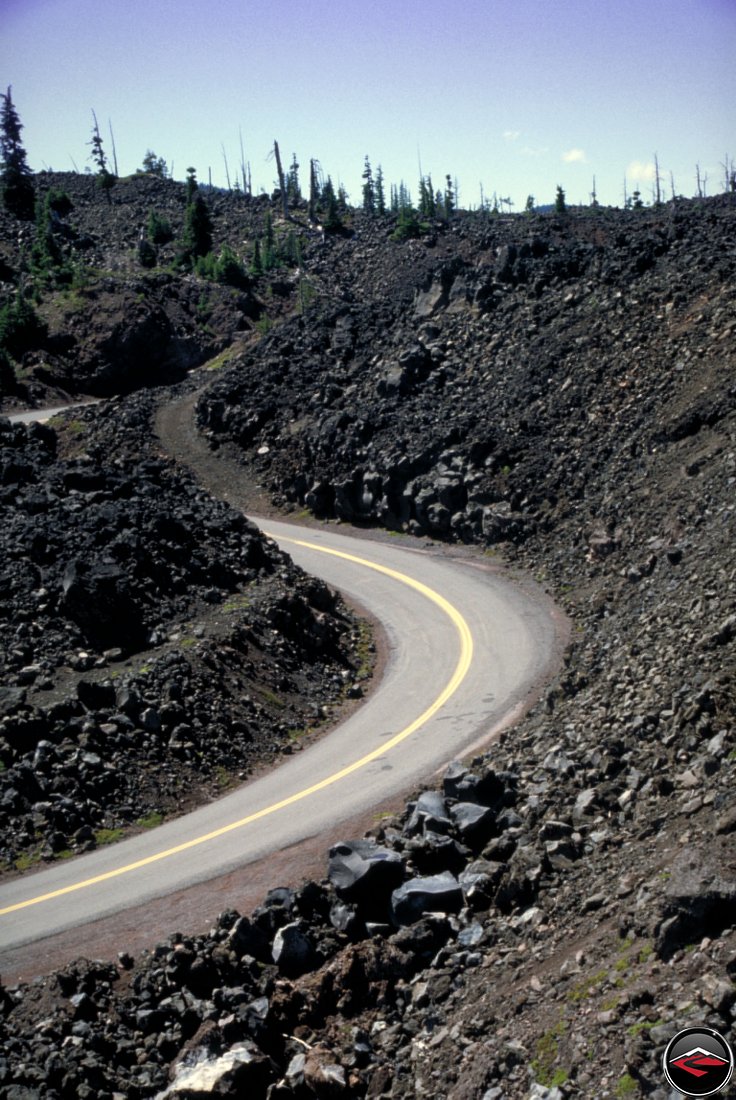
[391,871,463,925]
[60,558,146,650]
[327,839,405,919]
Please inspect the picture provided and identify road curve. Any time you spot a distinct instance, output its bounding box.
[0,518,561,955]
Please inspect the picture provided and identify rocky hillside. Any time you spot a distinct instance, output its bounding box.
[1,179,735,1099]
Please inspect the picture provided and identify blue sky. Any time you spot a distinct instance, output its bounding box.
[1,0,734,208]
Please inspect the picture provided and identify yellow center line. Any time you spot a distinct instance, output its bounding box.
[0,536,473,918]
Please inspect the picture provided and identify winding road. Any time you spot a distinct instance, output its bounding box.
[0,403,563,970]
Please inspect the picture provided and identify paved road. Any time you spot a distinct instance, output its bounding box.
[0,518,560,954]
[4,401,100,425]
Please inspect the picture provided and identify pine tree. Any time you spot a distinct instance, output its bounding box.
[419,175,436,218]
[141,150,168,177]
[375,165,386,215]
[554,185,567,214]
[444,174,454,218]
[0,86,35,219]
[287,154,301,204]
[362,156,375,214]
[397,181,412,213]
[251,237,263,275]
[180,169,212,264]
[185,166,198,203]
[321,176,342,231]
[31,190,73,285]
[184,193,212,258]
[392,183,420,240]
[89,110,115,200]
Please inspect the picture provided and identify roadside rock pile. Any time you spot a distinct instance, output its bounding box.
[2,756,734,1097]
[0,398,362,870]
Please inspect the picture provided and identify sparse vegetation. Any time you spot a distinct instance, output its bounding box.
[531,1021,567,1087]
[94,827,125,846]
[137,811,164,829]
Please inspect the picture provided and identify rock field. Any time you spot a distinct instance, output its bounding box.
[0,173,735,1098]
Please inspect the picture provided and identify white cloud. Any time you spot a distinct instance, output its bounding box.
[562,148,587,164]
[627,160,656,182]
[503,130,521,142]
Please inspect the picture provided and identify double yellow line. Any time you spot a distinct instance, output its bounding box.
[0,537,473,918]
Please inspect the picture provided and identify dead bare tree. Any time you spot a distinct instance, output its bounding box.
[239,128,249,196]
[308,158,320,223]
[108,119,119,177]
[273,140,288,219]
[654,152,662,206]
[221,144,231,192]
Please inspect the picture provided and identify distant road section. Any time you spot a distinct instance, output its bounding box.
[4,401,100,425]
[0,518,561,954]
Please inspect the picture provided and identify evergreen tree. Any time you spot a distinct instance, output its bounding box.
[213,245,246,287]
[397,181,412,213]
[89,110,115,198]
[375,165,386,215]
[1,87,34,219]
[287,154,301,204]
[137,231,157,268]
[0,289,47,361]
[141,150,168,177]
[185,193,212,258]
[554,184,567,214]
[419,175,436,218]
[147,210,173,244]
[444,174,455,218]
[337,183,349,213]
[180,169,212,263]
[390,184,399,215]
[31,190,73,285]
[524,194,535,215]
[251,237,263,275]
[391,183,421,240]
[362,156,375,214]
[185,166,200,202]
[321,176,342,231]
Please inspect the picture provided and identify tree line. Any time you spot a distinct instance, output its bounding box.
[6,87,735,230]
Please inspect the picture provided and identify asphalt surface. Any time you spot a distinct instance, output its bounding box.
[5,401,100,425]
[0,517,560,955]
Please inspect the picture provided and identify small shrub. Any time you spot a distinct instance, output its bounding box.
[147,210,173,244]
[0,292,46,358]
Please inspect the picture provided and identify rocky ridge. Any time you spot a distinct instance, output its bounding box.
[1,182,735,1098]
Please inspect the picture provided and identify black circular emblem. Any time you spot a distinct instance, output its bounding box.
[662,1026,734,1097]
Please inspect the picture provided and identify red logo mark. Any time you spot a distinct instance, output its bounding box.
[670,1048,729,1079]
